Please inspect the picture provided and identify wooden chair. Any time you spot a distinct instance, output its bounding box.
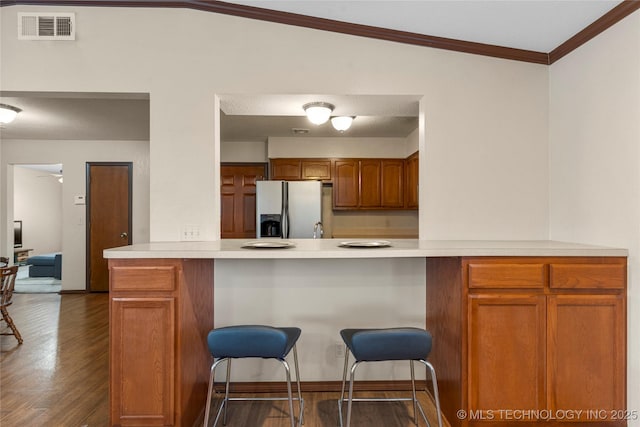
[1,266,23,344]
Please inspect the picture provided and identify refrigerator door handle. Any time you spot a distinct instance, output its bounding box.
[281,181,290,238]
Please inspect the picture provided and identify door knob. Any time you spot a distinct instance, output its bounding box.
[120,232,128,239]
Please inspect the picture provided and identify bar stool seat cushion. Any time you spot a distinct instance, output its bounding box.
[207,325,301,360]
[340,327,432,362]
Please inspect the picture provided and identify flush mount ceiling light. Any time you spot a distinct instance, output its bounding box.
[331,116,355,132]
[303,102,334,125]
[0,103,22,125]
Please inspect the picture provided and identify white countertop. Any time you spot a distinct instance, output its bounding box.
[103,239,627,259]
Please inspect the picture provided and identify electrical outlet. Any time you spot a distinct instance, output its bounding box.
[334,342,345,358]
[181,224,201,241]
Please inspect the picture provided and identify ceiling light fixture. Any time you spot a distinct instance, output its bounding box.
[0,103,22,125]
[303,102,334,125]
[331,116,355,132]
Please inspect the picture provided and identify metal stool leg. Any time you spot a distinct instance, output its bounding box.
[278,359,296,427]
[292,344,305,425]
[410,360,418,425]
[204,357,228,427]
[420,360,443,427]
[337,347,350,426]
[345,361,362,427]
[222,359,232,425]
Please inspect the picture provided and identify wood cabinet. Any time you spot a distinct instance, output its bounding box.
[427,256,627,427]
[334,160,359,208]
[359,160,381,207]
[333,159,404,209]
[270,158,332,181]
[405,151,418,208]
[468,294,546,415]
[269,155,414,210]
[109,258,214,427]
[381,159,404,207]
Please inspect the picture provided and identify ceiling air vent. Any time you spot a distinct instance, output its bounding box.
[18,13,75,40]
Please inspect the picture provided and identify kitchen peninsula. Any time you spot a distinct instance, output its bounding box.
[105,239,627,427]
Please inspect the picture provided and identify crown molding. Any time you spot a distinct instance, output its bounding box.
[2,0,639,65]
[549,0,640,64]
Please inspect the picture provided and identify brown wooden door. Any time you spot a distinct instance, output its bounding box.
[333,160,359,208]
[220,164,266,238]
[359,160,381,207]
[468,293,546,415]
[87,163,132,292]
[381,159,404,207]
[547,294,625,419]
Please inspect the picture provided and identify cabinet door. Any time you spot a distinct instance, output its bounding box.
[547,295,625,419]
[111,297,175,426]
[334,160,359,208]
[468,294,546,415]
[270,159,301,180]
[359,160,381,207]
[301,160,331,181]
[405,152,418,208]
[381,159,404,207]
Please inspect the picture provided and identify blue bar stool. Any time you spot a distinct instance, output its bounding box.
[203,325,304,427]
[338,327,443,427]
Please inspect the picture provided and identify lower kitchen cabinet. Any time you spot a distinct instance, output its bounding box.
[111,297,176,425]
[468,294,546,415]
[427,256,627,427]
[548,294,625,418]
[109,258,214,427]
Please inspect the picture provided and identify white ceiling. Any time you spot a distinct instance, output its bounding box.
[228,0,622,52]
[0,1,623,141]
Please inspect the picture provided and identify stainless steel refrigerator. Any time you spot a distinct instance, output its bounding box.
[256,180,322,238]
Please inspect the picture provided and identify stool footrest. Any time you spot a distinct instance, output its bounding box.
[222,397,304,403]
[341,397,417,403]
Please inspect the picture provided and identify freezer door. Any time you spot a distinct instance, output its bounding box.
[256,181,284,237]
[287,181,322,238]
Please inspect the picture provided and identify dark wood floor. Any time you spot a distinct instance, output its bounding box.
[0,293,448,427]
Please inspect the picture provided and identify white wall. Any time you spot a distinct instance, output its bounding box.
[220,140,267,163]
[1,4,550,382]
[268,136,410,158]
[549,11,640,426]
[14,166,63,255]
[405,127,419,157]
[1,140,150,291]
[0,5,550,243]
[215,258,427,381]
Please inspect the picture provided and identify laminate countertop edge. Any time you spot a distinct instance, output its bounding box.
[103,239,628,259]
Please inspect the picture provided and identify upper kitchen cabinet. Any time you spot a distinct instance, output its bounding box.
[270,158,332,182]
[405,151,418,209]
[334,160,359,208]
[334,159,405,210]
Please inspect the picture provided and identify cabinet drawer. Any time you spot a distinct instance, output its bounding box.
[468,263,546,289]
[111,265,177,292]
[550,264,626,289]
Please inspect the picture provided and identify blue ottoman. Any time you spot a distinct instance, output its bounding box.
[27,253,62,279]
